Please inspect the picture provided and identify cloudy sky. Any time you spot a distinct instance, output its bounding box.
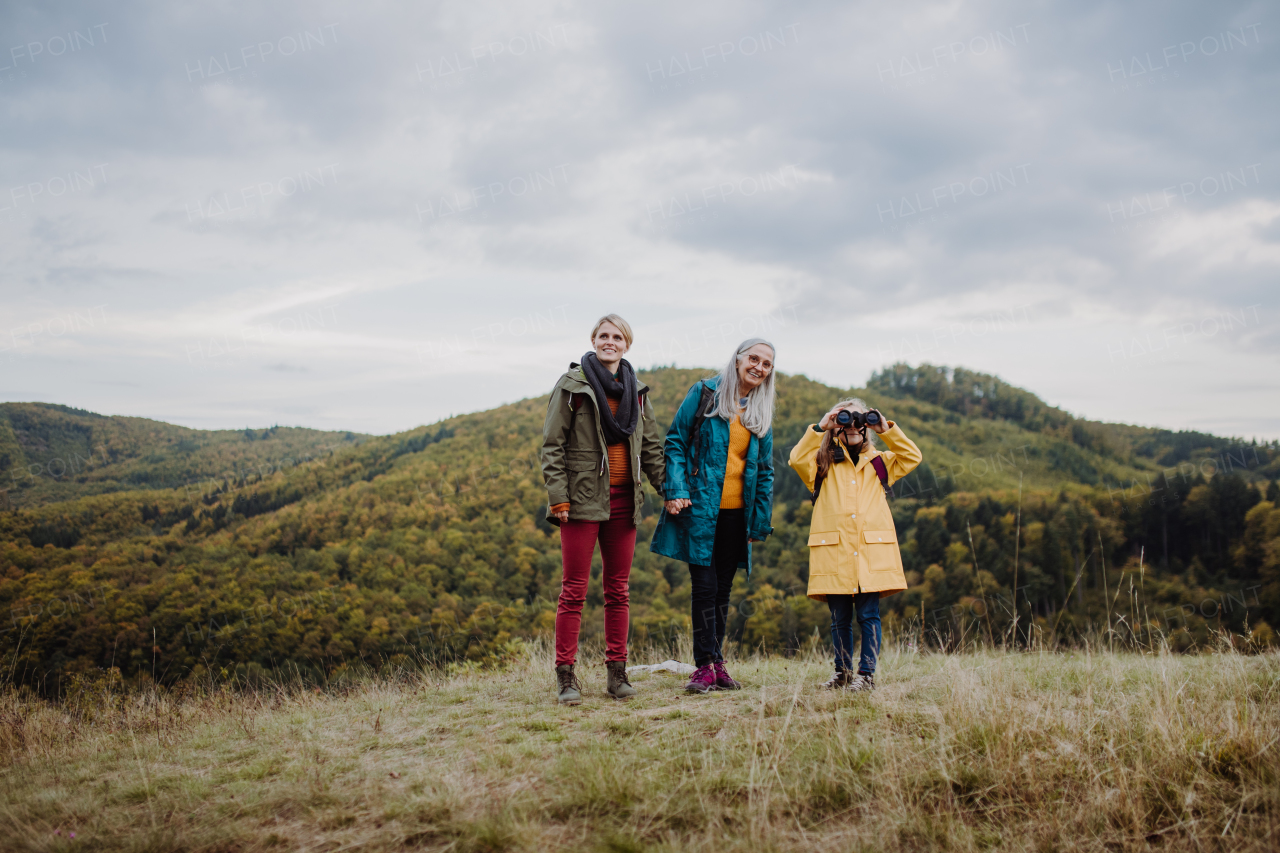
[1,0,1276,439]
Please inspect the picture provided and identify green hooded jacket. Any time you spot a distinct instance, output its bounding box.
[539,362,666,526]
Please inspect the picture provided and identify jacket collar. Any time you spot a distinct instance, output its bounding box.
[836,433,878,472]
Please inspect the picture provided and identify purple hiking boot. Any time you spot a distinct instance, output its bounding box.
[713,661,741,690]
[684,664,718,694]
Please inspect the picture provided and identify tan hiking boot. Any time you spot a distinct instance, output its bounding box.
[846,672,875,692]
[556,664,582,705]
[820,668,853,689]
[606,660,637,699]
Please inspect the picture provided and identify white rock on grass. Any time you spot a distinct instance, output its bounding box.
[626,660,696,675]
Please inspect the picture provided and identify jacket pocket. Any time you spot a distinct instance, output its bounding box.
[566,451,598,504]
[862,529,899,571]
[807,531,840,576]
[565,450,597,472]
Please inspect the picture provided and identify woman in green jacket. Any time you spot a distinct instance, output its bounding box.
[651,338,776,693]
[540,314,666,705]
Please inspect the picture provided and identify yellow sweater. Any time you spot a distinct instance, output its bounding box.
[719,412,750,509]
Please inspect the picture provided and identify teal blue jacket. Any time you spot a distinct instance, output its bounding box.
[649,377,775,572]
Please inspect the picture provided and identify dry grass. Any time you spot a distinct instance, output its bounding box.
[1,644,1277,852]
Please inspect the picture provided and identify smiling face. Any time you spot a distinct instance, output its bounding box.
[736,343,774,393]
[592,321,629,370]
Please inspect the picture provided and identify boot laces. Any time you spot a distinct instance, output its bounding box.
[558,668,581,693]
[610,662,632,687]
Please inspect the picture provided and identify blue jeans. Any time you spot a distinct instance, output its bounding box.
[828,593,881,675]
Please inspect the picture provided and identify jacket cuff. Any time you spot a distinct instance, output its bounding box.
[665,488,690,500]
[547,492,569,506]
[549,502,570,514]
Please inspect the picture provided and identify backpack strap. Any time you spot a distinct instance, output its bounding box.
[811,432,834,504]
[688,382,716,476]
[812,451,894,504]
[570,392,587,412]
[870,456,893,497]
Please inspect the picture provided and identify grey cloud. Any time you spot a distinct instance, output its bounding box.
[0,0,1276,437]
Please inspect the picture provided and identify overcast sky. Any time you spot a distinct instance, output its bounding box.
[1,0,1276,440]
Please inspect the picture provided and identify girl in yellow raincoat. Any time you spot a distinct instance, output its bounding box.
[788,398,922,691]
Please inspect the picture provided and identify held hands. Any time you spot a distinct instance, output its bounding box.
[664,498,759,541]
[554,509,570,522]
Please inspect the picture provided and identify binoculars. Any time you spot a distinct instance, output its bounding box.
[835,409,881,429]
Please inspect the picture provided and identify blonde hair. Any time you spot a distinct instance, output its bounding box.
[709,338,776,437]
[589,314,634,347]
[826,398,876,444]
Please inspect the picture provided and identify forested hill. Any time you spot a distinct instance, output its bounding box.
[0,402,366,509]
[2,365,1278,692]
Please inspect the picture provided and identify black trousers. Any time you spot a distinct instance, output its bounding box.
[689,508,747,667]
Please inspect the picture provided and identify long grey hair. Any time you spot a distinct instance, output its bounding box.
[708,338,776,437]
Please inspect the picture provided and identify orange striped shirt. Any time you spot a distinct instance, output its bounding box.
[606,395,633,485]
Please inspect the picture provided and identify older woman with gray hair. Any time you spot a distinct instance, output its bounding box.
[650,338,777,693]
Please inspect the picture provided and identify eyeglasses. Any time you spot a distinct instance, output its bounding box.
[744,353,773,372]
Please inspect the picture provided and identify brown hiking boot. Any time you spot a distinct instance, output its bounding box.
[606,660,637,699]
[556,664,582,705]
[820,668,853,689]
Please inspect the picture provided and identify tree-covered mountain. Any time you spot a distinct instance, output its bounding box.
[0,402,365,509]
[2,365,1277,692]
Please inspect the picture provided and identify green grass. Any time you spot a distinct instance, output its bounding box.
[1,644,1277,851]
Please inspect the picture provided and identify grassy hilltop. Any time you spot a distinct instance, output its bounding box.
[1,646,1276,851]
[1,364,1279,693]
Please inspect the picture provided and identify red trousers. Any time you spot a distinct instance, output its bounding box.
[555,485,636,666]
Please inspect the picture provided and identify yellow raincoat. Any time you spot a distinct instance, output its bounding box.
[788,421,922,600]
